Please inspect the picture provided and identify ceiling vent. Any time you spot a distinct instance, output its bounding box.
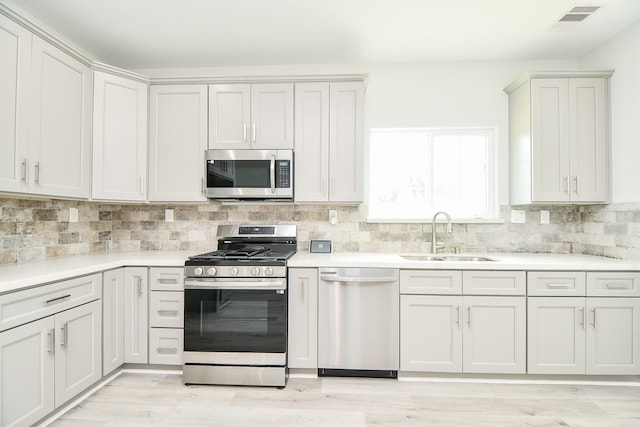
[551,5,601,30]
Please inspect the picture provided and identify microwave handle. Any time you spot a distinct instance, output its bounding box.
[270,155,276,193]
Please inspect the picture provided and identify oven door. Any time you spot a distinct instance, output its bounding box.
[205,149,293,199]
[183,278,287,365]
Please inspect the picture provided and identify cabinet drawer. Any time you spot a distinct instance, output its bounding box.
[527,272,586,296]
[149,267,184,291]
[149,291,184,327]
[400,270,462,295]
[587,272,640,297]
[149,327,183,365]
[0,273,102,332]
[462,271,526,295]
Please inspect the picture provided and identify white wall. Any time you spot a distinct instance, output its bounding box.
[580,21,640,203]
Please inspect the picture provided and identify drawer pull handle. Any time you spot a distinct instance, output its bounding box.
[158,310,179,316]
[46,294,71,304]
[157,347,178,354]
[606,283,628,289]
[158,279,178,284]
[547,283,570,288]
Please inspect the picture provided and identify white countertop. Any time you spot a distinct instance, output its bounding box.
[288,252,640,271]
[1,250,638,295]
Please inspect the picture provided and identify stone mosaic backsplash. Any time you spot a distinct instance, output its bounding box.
[1,196,639,266]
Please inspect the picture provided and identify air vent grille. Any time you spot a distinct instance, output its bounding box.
[552,4,601,30]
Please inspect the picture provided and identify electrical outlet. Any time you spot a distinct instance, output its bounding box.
[165,209,174,222]
[329,209,338,225]
[69,208,78,223]
[510,209,526,224]
[540,210,550,224]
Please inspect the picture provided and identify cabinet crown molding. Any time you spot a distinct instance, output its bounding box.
[503,70,615,94]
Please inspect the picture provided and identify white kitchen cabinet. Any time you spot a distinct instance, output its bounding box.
[0,317,55,427]
[29,36,92,199]
[505,72,611,205]
[124,267,148,363]
[294,81,364,202]
[288,268,318,370]
[148,267,184,365]
[54,299,102,405]
[102,268,125,375]
[92,70,148,201]
[209,83,293,150]
[148,84,207,202]
[0,14,32,194]
[399,270,462,295]
[462,270,526,296]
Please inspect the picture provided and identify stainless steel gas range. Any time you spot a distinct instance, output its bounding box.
[183,224,296,388]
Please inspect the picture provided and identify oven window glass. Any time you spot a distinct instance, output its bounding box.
[184,289,286,353]
[208,160,270,188]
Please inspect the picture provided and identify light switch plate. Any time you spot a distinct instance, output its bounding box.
[540,210,550,224]
[510,209,526,224]
[165,209,174,222]
[69,208,78,223]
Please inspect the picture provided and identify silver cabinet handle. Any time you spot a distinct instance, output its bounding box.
[579,307,585,328]
[467,306,472,327]
[574,176,580,194]
[158,278,178,285]
[46,294,71,304]
[564,176,570,194]
[201,177,205,195]
[47,329,55,354]
[157,310,179,316]
[243,123,247,142]
[252,123,256,143]
[270,155,276,194]
[137,277,143,296]
[606,283,629,290]
[157,347,178,354]
[34,161,40,183]
[590,308,596,328]
[60,324,68,348]
[140,176,144,195]
[21,159,28,181]
[456,305,461,327]
[547,283,571,289]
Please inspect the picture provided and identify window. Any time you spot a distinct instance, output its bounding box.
[368,128,496,221]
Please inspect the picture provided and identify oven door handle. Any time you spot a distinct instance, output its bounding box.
[185,280,285,290]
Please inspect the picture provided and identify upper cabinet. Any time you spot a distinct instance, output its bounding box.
[209,83,294,150]
[505,71,612,205]
[148,85,207,202]
[0,15,92,199]
[92,70,148,201]
[294,81,364,203]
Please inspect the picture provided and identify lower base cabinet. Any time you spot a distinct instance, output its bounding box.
[0,300,102,427]
[528,297,640,375]
[287,268,318,369]
[400,295,526,374]
[148,328,183,365]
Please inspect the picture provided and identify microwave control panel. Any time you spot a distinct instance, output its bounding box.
[276,161,291,188]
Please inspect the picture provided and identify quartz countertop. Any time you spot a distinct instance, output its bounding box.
[1,250,639,296]
[288,252,640,271]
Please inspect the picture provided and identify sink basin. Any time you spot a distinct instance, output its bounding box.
[400,255,446,261]
[400,255,496,262]
[441,255,495,262]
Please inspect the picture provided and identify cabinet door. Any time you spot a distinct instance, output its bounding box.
[148,85,207,201]
[569,78,609,203]
[462,296,526,373]
[527,297,586,374]
[586,298,640,375]
[0,14,31,194]
[124,267,148,364]
[29,36,92,199]
[294,82,330,201]
[92,70,148,201]
[208,83,250,149]
[54,300,102,407]
[0,317,55,427]
[102,269,125,375]
[400,295,462,373]
[251,83,294,149]
[531,78,571,203]
[329,82,364,202]
[288,268,318,369]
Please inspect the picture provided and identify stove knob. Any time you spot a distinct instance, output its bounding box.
[264,267,274,276]
[251,267,261,276]
[206,267,217,276]
[193,267,204,276]
[230,267,239,276]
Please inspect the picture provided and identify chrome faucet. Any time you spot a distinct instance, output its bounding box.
[431,211,452,253]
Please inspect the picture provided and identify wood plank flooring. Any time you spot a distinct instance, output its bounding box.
[45,371,640,426]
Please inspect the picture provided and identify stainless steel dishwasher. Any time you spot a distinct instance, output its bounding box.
[318,267,399,378]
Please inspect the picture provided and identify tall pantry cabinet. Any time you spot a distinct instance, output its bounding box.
[505,71,612,205]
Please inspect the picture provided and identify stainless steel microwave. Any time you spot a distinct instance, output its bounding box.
[205,149,293,200]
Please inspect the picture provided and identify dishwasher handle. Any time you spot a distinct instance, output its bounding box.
[320,274,398,283]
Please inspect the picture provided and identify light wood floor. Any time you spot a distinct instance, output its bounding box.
[46,371,640,427]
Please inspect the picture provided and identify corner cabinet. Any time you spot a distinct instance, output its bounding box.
[148,85,207,202]
[294,81,364,203]
[505,71,612,205]
[92,70,149,201]
[208,83,294,150]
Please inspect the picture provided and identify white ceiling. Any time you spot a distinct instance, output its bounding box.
[3,0,640,71]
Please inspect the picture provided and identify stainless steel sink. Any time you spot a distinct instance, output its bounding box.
[400,255,495,262]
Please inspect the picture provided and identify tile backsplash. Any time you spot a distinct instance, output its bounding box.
[1,196,639,266]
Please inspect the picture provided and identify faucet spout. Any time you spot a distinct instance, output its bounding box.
[431,211,452,254]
